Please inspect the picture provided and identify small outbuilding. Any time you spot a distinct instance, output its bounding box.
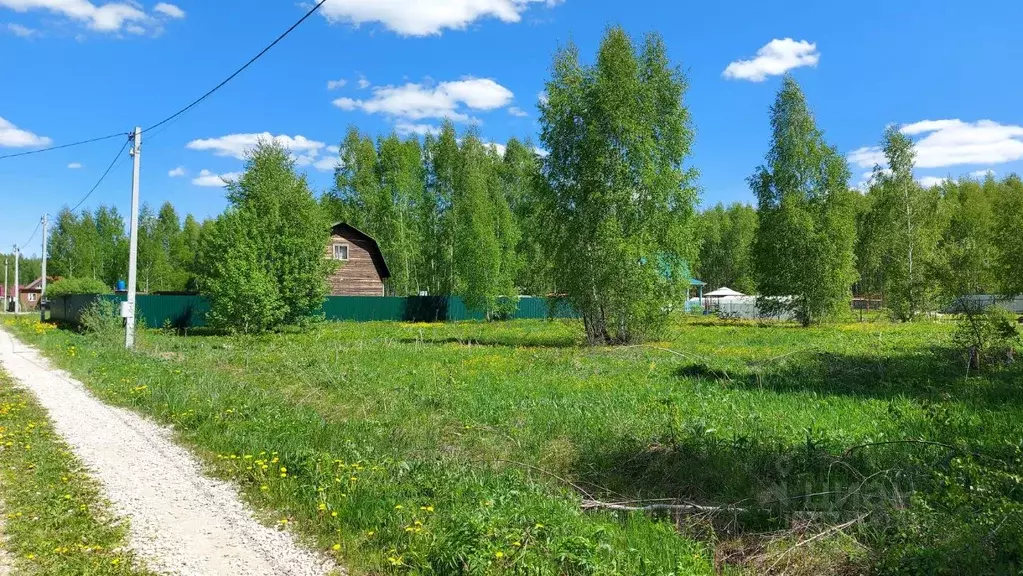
[326,223,391,296]
[704,287,746,299]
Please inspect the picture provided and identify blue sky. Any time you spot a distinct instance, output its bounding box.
[3,0,1023,257]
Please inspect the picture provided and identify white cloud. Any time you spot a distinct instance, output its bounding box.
[918,176,948,188]
[318,0,559,36]
[395,122,440,137]
[153,2,184,18]
[0,0,146,32]
[6,22,36,36]
[357,75,370,89]
[187,133,342,173]
[313,157,338,172]
[970,169,995,179]
[192,169,241,188]
[847,146,887,170]
[485,141,507,156]
[0,0,187,34]
[67,162,82,169]
[0,116,52,147]
[849,120,1023,170]
[723,38,819,82]
[168,166,186,177]
[334,77,514,122]
[186,133,326,160]
[327,78,347,90]
[508,106,528,117]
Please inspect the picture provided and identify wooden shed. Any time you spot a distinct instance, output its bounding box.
[326,223,391,296]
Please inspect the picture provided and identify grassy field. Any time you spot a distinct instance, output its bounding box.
[0,365,157,576]
[3,316,1021,574]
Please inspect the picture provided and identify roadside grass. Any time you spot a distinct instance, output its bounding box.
[0,365,157,576]
[3,316,1022,574]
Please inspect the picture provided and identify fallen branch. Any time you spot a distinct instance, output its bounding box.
[841,439,1007,466]
[841,439,961,459]
[581,499,749,514]
[767,513,869,572]
[485,458,596,501]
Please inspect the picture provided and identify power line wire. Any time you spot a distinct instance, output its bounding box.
[142,0,329,135]
[21,220,41,249]
[69,136,132,213]
[0,131,129,161]
[2,1,328,163]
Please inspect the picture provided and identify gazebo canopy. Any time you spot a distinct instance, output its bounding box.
[704,287,745,298]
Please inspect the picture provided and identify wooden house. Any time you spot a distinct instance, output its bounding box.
[326,223,391,296]
[17,277,51,311]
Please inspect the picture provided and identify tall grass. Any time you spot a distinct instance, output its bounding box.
[3,316,1021,574]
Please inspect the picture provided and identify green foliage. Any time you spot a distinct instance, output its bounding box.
[0,369,157,575]
[993,175,1023,296]
[196,140,332,332]
[137,202,194,293]
[46,277,112,297]
[453,129,519,317]
[538,27,699,344]
[501,138,550,296]
[0,253,42,285]
[48,203,201,292]
[694,202,757,293]
[950,303,1020,370]
[860,127,945,321]
[750,76,856,326]
[324,122,527,309]
[79,298,124,341]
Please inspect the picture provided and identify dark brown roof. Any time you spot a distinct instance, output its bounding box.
[21,276,57,292]
[330,222,392,279]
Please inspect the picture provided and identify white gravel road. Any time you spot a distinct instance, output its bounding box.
[0,327,336,576]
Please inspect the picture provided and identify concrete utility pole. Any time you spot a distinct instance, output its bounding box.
[13,245,19,314]
[3,255,7,313]
[125,126,142,349]
[40,214,48,322]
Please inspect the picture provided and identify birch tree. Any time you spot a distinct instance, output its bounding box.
[750,76,857,326]
[863,126,942,320]
[538,27,699,344]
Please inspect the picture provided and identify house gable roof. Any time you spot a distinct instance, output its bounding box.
[330,222,392,279]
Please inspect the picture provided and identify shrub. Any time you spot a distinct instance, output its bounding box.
[79,299,122,339]
[951,302,1020,370]
[194,140,333,333]
[46,278,112,298]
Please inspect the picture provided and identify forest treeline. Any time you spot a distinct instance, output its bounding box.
[31,28,1023,334]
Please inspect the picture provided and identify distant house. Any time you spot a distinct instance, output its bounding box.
[326,223,391,296]
[17,277,55,311]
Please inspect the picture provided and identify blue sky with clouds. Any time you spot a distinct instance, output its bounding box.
[3,0,1023,256]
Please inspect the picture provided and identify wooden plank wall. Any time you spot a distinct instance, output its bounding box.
[325,231,385,296]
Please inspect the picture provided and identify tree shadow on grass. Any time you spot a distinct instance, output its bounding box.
[673,349,1023,409]
[568,421,1022,573]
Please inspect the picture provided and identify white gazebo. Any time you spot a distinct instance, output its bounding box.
[702,286,746,313]
[704,287,746,298]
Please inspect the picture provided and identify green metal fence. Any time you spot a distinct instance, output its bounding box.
[49,294,577,328]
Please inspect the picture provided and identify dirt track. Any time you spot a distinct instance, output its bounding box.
[0,327,334,576]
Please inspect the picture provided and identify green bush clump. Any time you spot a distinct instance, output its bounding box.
[46,277,112,298]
